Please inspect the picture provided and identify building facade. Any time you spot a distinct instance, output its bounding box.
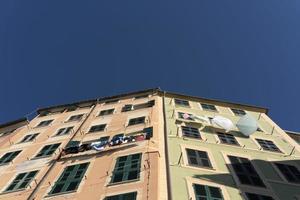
[164,93,300,200]
[0,88,299,200]
[0,89,167,200]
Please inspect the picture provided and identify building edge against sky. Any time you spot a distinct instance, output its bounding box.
[0,88,299,200]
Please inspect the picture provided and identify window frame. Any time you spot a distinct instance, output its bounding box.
[177,112,195,121]
[193,183,224,200]
[127,116,146,126]
[273,162,300,184]
[88,124,107,133]
[19,133,39,143]
[109,153,143,185]
[223,152,269,190]
[181,145,217,172]
[181,126,202,139]
[104,191,138,200]
[98,108,115,116]
[242,191,276,200]
[200,103,218,112]
[48,162,90,196]
[254,138,282,153]
[186,148,213,169]
[3,170,38,193]
[216,132,239,146]
[174,98,190,107]
[35,119,54,128]
[186,177,229,200]
[34,143,61,159]
[55,126,74,136]
[0,150,22,165]
[66,114,84,122]
[230,108,247,116]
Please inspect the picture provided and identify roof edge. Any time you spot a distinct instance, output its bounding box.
[0,117,28,129]
[161,90,269,114]
[37,88,161,114]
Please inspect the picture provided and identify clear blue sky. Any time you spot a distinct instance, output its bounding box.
[0,1,299,132]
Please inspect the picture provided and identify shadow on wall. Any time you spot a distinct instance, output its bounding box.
[192,158,300,199]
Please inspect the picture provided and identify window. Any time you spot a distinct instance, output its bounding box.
[228,155,265,187]
[67,114,84,122]
[36,119,53,127]
[217,133,239,145]
[0,129,16,137]
[111,153,142,183]
[186,149,212,168]
[182,126,201,139]
[245,192,274,200]
[201,103,217,112]
[134,100,155,110]
[175,99,190,107]
[122,104,133,112]
[0,151,21,165]
[275,163,300,183]
[178,112,195,121]
[39,110,62,117]
[122,101,155,112]
[19,133,39,143]
[105,192,137,200]
[56,127,73,136]
[128,117,145,126]
[35,143,60,158]
[256,139,281,152]
[49,162,89,195]
[4,170,38,192]
[99,109,114,116]
[105,99,119,104]
[231,108,246,116]
[88,124,106,133]
[193,184,224,200]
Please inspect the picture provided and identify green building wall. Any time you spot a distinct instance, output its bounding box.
[164,95,300,200]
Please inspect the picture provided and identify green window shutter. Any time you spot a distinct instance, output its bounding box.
[0,150,21,165]
[36,143,60,158]
[105,192,137,200]
[49,162,89,195]
[5,170,38,192]
[111,153,142,183]
[193,184,224,200]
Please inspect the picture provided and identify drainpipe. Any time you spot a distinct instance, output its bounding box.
[162,92,173,200]
[27,103,97,200]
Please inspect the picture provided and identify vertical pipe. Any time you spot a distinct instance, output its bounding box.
[162,92,173,200]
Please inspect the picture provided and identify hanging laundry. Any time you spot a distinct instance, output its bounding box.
[79,143,92,152]
[236,114,258,136]
[211,116,234,132]
[134,134,145,141]
[91,140,108,151]
[109,134,124,146]
[64,141,80,154]
[183,113,191,119]
[193,115,211,124]
[122,136,135,144]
